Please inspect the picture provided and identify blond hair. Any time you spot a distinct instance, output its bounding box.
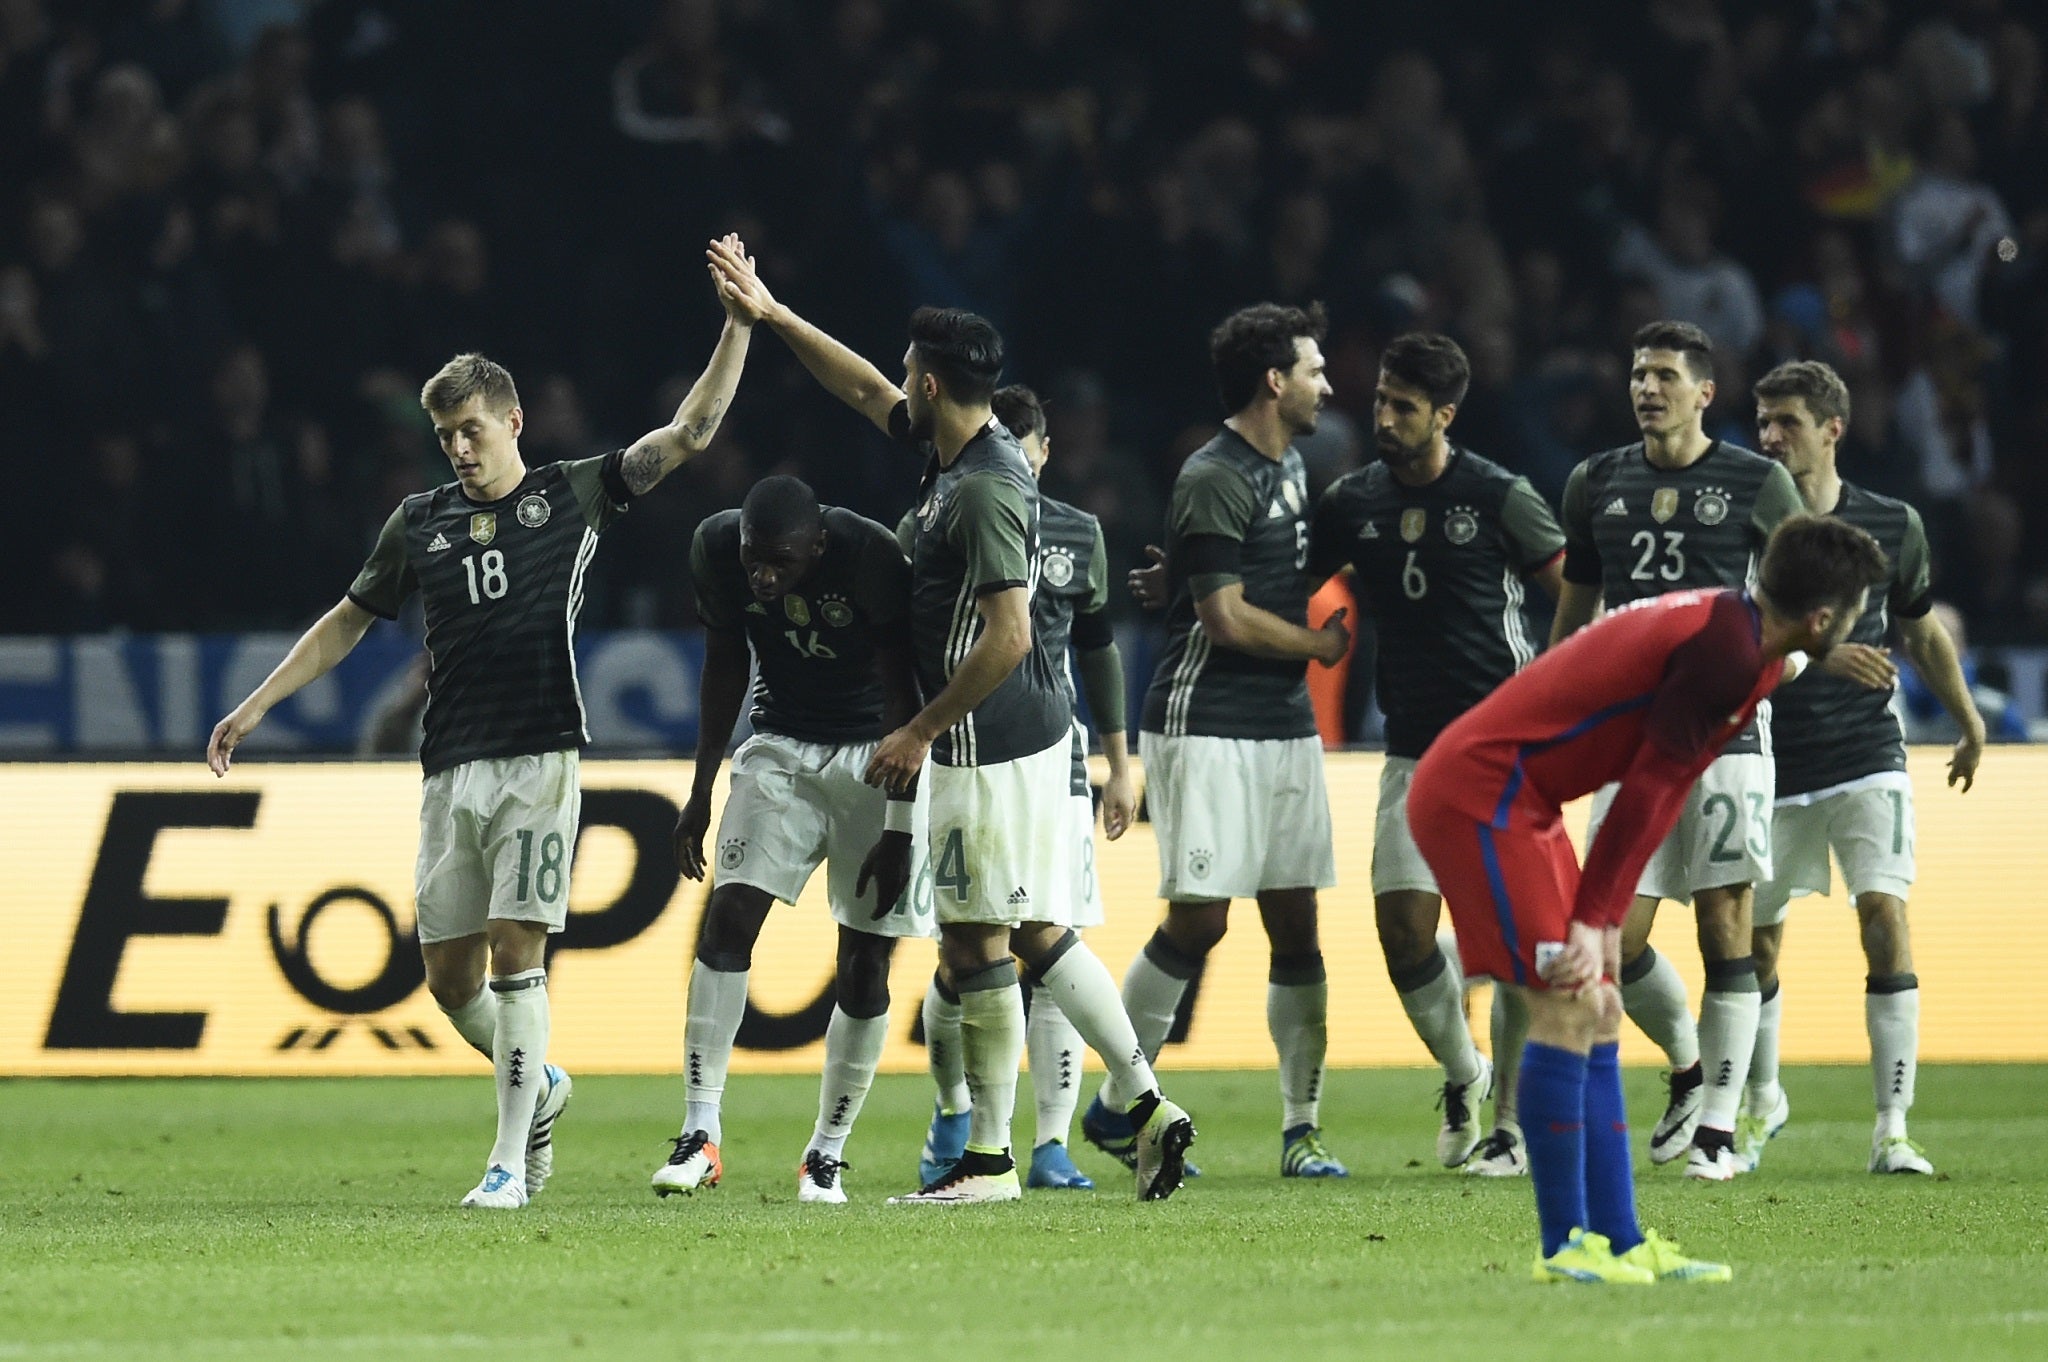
[420,352,518,416]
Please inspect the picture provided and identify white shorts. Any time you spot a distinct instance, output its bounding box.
[1753,774,1916,927]
[927,738,1073,927]
[715,732,934,937]
[415,750,580,945]
[1142,732,1336,901]
[1372,756,1438,897]
[1070,793,1104,929]
[1586,751,1774,903]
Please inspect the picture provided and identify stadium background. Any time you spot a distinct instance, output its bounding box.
[3,0,2045,1074]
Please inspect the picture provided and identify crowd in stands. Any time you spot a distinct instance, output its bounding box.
[3,0,2045,658]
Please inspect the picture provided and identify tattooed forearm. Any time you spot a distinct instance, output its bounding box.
[621,441,666,495]
[682,398,724,444]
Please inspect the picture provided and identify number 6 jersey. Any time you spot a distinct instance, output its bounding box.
[348,452,634,775]
[1559,440,1801,755]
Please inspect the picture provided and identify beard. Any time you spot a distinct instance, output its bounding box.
[1377,432,1429,467]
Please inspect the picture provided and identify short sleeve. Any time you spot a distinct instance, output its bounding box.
[1081,519,1111,614]
[1500,476,1568,573]
[689,522,739,632]
[1559,461,1602,585]
[1171,459,1259,543]
[1893,505,1934,619]
[854,527,913,627]
[949,474,1032,595]
[1751,462,1803,544]
[347,505,414,619]
[563,451,633,530]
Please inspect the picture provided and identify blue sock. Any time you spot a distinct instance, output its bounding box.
[1520,1041,1590,1258]
[1583,1042,1643,1254]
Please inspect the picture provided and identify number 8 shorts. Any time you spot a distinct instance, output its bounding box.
[1585,750,1774,903]
[415,750,581,944]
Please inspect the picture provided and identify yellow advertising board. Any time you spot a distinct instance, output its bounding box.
[2,750,2043,1077]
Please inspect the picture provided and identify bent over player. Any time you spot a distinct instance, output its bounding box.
[207,261,754,1207]
[654,474,928,1204]
[1410,514,1888,1282]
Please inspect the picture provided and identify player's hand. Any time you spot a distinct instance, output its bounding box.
[673,790,714,881]
[1101,766,1138,840]
[706,236,777,326]
[205,703,264,776]
[1819,643,1897,690]
[706,232,756,326]
[1128,545,1169,610]
[864,725,929,795]
[1543,920,1608,996]
[857,829,914,919]
[1949,722,1985,793]
[1313,607,1351,667]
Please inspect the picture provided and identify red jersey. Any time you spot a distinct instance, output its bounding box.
[1418,588,1782,929]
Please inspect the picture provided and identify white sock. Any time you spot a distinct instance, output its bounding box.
[1097,930,1197,1110]
[683,959,748,1144]
[486,969,549,1174]
[439,982,495,1060]
[1393,946,1483,1087]
[1039,939,1158,1111]
[958,964,1024,1156]
[1269,953,1328,1131]
[1697,961,1762,1133]
[922,974,970,1115]
[810,1006,888,1161]
[1746,983,1784,1113]
[1621,946,1700,1070]
[1491,985,1528,1128]
[1027,984,1084,1147]
[1867,976,1920,1129]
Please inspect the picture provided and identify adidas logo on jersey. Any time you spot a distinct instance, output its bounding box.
[1007,886,1030,906]
[427,532,451,552]
[1603,498,1628,516]
[1266,501,1286,518]
[1358,522,1380,540]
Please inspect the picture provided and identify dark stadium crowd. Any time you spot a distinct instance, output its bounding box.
[3,0,2046,647]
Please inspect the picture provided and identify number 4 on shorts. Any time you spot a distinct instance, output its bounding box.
[935,828,972,903]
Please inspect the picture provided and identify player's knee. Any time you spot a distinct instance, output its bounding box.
[1856,894,1911,974]
[1163,904,1228,957]
[1694,898,1751,961]
[1751,924,1784,987]
[425,973,483,1011]
[1257,891,1320,955]
[697,885,771,966]
[1374,896,1438,975]
[835,935,894,1020]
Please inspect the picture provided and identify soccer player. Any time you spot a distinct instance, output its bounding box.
[206,252,755,1207]
[1741,360,1985,1176]
[706,240,1193,1203]
[915,384,1140,1192]
[1308,333,1566,1174]
[1551,320,1804,1180]
[1410,514,1889,1283]
[1088,302,1353,1180]
[652,474,929,1204]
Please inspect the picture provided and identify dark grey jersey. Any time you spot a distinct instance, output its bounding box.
[1036,494,1111,796]
[350,454,631,776]
[1311,449,1565,759]
[1772,483,1933,797]
[691,506,911,746]
[1561,440,1803,755]
[892,404,1071,767]
[1141,429,1316,741]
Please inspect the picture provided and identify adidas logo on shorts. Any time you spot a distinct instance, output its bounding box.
[1007,886,1030,906]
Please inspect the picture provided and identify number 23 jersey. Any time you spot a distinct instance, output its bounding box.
[348,452,633,776]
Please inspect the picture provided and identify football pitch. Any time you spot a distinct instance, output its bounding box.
[3,1066,2043,1361]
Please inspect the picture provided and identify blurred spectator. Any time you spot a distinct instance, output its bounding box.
[1897,601,2030,742]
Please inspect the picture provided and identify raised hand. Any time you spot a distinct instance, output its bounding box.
[706,235,777,325]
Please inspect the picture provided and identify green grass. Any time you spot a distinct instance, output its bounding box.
[2,1066,2044,1361]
